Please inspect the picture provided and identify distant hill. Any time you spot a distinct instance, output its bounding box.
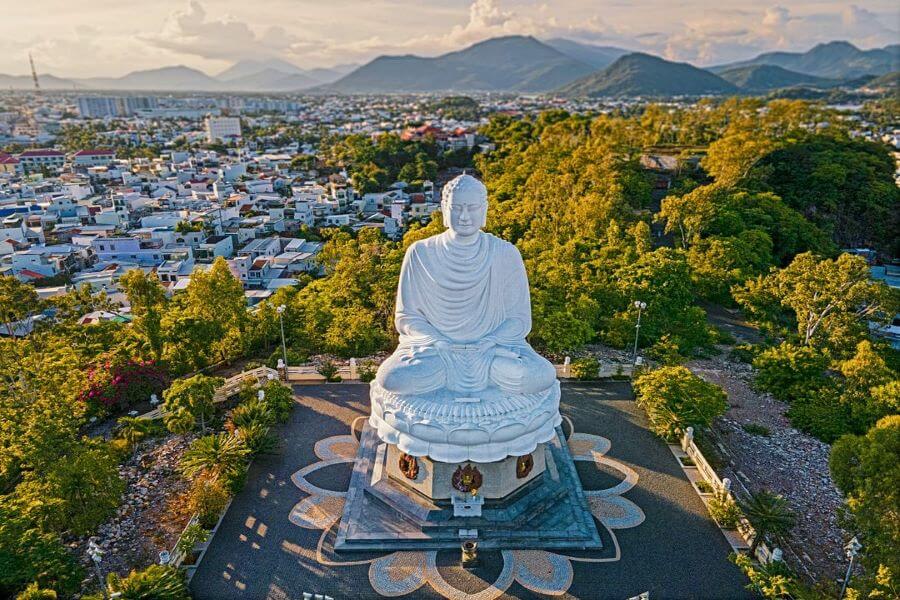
[0,73,79,90]
[712,41,900,79]
[861,71,899,90]
[719,64,837,91]
[75,66,223,91]
[558,53,738,97]
[324,35,596,93]
[219,68,321,91]
[217,58,306,81]
[544,38,629,69]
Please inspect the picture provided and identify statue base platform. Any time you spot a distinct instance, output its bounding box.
[369,380,562,463]
[334,424,602,552]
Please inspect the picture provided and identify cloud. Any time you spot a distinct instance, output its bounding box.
[142,0,309,61]
[762,6,791,28]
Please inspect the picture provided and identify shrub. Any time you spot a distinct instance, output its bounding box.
[731,553,808,600]
[696,480,714,494]
[266,348,308,368]
[729,344,758,364]
[570,357,600,380]
[180,433,249,492]
[317,360,341,382]
[78,357,169,414]
[15,583,57,599]
[116,416,165,448]
[785,386,850,443]
[236,422,277,455]
[647,335,683,365]
[742,423,771,437]
[230,399,274,429]
[633,366,728,439]
[188,477,231,529]
[707,491,743,529]
[259,380,294,423]
[358,361,378,383]
[753,343,830,402]
[106,565,189,600]
[176,523,209,564]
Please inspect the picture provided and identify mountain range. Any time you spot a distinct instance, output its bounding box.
[323,36,596,93]
[0,37,896,97]
[557,53,739,97]
[0,60,355,92]
[710,41,899,79]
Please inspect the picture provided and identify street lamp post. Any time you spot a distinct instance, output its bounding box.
[87,539,108,600]
[276,304,288,373]
[839,536,862,600]
[632,301,647,363]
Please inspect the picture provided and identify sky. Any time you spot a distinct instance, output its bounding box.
[0,0,897,77]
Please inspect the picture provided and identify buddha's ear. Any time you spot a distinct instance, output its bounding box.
[479,203,487,228]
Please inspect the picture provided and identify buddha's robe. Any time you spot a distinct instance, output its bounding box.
[376,231,556,395]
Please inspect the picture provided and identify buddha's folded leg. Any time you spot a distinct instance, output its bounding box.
[489,347,557,394]
[375,346,447,394]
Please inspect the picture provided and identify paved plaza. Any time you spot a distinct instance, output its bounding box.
[191,382,752,599]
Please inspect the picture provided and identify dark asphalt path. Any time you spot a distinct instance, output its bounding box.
[190,382,751,600]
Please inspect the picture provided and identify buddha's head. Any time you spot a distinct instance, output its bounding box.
[441,174,487,239]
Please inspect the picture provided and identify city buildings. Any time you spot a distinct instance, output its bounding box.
[205,116,242,142]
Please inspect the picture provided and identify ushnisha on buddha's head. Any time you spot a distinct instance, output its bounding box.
[441,174,487,240]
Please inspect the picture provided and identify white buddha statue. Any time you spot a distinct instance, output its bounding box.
[370,175,561,462]
[375,174,557,396]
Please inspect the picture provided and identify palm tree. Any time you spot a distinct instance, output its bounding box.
[180,433,249,483]
[739,490,797,554]
[117,416,151,448]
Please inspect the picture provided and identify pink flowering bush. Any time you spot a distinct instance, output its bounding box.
[78,356,170,413]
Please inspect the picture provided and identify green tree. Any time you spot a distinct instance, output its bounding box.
[739,490,797,555]
[752,134,900,253]
[0,500,81,597]
[120,269,168,362]
[838,341,898,432]
[163,258,247,371]
[606,248,711,354]
[162,375,222,433]
[16,441,124,535]
[0,276,40,337]
[830,416,900,581]
[752,343,831,403]
[633,366,728,438]
[734,253,896,355]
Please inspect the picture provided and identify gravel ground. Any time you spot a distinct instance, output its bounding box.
[73,433,196,588]
[687,352,847,585]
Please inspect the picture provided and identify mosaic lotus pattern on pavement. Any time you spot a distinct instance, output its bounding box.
[289,419,644,599]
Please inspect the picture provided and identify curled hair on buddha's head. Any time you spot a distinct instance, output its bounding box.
[441,174,488,229]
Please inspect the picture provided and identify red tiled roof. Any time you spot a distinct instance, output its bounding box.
[19,149,64,157]
[0,156,18,164]
[19,269,46,279]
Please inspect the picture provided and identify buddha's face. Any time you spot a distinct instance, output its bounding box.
[443,192,486,238]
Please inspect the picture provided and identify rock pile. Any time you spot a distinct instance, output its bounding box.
[74,433,196,579]
[689,354,847,583]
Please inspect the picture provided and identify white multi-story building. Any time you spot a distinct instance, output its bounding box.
[205,117,242,143]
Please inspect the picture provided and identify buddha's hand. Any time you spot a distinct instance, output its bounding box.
[432,339,453,358]
[475,338,499,355]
